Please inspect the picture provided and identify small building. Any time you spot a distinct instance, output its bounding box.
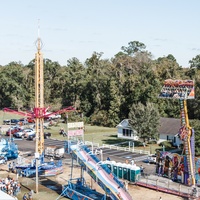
[116,119,139,141]
[117,118,183,146]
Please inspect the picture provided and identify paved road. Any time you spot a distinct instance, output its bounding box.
[2,134,156,174]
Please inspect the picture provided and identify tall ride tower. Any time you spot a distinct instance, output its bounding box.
[34,25,45,193]
[159,79,195,186]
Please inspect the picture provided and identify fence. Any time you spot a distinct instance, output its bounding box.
[102,144,150,155]
[137,174,200,199]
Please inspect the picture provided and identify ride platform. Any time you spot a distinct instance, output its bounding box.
[61,177,106,200]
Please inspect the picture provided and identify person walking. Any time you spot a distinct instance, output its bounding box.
[22,193,28,200]
[8,162,12,172]
[28,190,33,200]
[131,159,135,165]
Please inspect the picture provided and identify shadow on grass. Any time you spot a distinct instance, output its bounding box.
[102,135,144,147]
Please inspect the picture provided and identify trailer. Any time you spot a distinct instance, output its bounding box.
[44,146,64,159]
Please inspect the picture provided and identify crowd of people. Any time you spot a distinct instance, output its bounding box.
[0,175,20,198]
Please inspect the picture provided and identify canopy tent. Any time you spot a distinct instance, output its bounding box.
[0,190,17,200]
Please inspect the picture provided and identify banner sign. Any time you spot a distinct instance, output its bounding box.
[68,122,84,129]
[68,129,84,136]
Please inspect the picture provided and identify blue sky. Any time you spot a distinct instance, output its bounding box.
[0,0,200,67]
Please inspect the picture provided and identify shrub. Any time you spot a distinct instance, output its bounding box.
[159,141,172,148]
[148,141,157,144]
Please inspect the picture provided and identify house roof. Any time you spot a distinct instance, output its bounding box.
[159,117,180,135]
[116,119,131,128]
[117,117,181,136]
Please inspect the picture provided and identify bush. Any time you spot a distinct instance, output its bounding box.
[159,141,172,148]
[134,141,144,147]
[148,141,157,144]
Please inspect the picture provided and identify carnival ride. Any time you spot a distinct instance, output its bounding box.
[15,156,63,178]
[0,138,18,160]
[59,142,133,200]
[159,79,195,186]
[2,106,75,178]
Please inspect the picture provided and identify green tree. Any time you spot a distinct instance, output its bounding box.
[166,54,176,62]
[65,57,86,109]
[0,62,29,109]
[128,102,160,142]
[190,119,200,156]
[121,41,146,56]
[84,52,111,116]
[189,54,200,69]
[107,79,121,127]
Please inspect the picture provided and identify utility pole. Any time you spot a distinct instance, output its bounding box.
[34,20,45,193]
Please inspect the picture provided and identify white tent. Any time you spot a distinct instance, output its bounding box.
[0,190,17,200]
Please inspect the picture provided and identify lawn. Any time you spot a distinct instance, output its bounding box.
[46,123,118,145]
[0,110,23,123]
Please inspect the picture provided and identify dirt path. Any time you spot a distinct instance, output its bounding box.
[0,163,186,200]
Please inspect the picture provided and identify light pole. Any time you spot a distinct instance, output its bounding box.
[100,149,103,161]
[9,120,11,141]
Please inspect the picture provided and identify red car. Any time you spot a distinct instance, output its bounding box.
[27,117,35,123]
[6,126,22,136]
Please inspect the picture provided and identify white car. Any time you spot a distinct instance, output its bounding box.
[45,112,61,120]
[23,129,36,138]
[147,154,157,164]
[14,130,25,138]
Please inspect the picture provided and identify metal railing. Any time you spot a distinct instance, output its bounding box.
[138,175,200,199]
[102,143,150,155]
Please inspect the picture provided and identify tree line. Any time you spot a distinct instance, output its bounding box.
[1,41,200,152]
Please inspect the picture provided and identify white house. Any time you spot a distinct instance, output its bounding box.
[116,119,139,140]
[158,117,183,147]
[117,117,183,146]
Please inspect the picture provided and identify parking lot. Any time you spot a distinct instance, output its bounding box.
[0,122,156,175]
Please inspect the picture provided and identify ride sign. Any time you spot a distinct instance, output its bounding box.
[68,129,84,136]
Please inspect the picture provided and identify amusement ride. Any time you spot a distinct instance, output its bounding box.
[159,79,196,186]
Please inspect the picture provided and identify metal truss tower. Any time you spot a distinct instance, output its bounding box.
[34,24,45,193]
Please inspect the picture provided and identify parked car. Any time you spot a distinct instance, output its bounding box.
[13,130,26,138]
[144,154,157,164]
[3,119,10,125]
[44,112,61,121]
[6,126,22,136]
[23,129,36,138]
[44,132,51,139]
[19,118,28,125]
[27,132,51,140]
[27,117,35,123]
[3,119,20,125]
